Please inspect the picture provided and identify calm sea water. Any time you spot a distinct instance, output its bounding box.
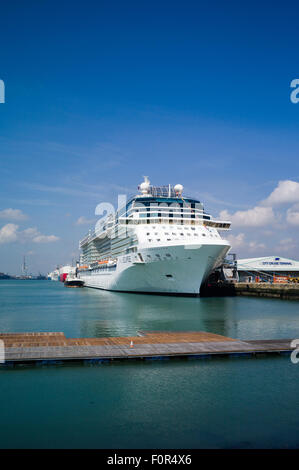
[0,280,299,448]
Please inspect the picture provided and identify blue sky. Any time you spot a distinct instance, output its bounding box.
[0,0,299,274]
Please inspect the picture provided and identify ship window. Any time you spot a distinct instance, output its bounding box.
[194,233,198,236]
[165,232,169,235]
[167,238,171,241]
[148,239,152,242]
[202,234,206,237]
[156,254,161,258]
[166,274,173,278]
[166,254,171,257]
[157,238,161,241]
[180,233,184,235]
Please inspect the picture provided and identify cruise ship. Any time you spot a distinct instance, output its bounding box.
[78,178,231,295]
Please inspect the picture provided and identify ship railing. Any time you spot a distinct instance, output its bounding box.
[79,229,101,246]
[79,217,231,249]
[117,217,231,229]
[126,207,205,217]
[79,233,92,247]
[132,191,201,201]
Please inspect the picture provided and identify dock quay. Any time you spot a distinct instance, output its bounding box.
[0,331,294,366]
[234,282,299,300]
[201,282,299,300]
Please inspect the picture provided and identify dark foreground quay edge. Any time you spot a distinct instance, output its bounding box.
[201,282,299,300]
[0,331,294,366]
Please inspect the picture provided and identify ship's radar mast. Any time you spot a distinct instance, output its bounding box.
[139,176,151,195]
[174,184,183,196]
[138,178,184,197]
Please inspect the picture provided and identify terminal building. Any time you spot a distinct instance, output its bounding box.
[236,256,299,282]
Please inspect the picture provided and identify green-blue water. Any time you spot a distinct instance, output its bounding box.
[0,280,299,448]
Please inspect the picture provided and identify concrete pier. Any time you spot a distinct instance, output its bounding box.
[0,331,294,366]
[234,282,299,300]
[201,282,299,300]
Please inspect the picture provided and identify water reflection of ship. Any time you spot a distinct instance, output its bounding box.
[77,289,235,339]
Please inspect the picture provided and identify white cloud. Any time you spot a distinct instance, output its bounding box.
[0,208,28,221]
[219,180,299,258]
[262,230,273,237]
[248,241,266,251]
[76,216,96,225]
[276,238,297,252]
[32,234,59,243]
[22,227,39,239]
[22,227,59,243]
[263,180,299,206]
[221,180,299,229]
[0,224,19,244]
[220,206,275,227]
[227,233,246,248]
[227,233,265,252]
[0,226,59,244]
[286,205,299,226]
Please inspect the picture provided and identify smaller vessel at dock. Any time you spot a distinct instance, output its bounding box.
[47,269,59,281]
[59,265,76,282]
[64,273,84,288]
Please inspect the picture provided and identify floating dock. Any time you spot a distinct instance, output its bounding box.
[0,331,294,366]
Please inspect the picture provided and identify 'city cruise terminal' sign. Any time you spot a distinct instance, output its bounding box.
[261,258,292,266]
[237,256,299,271]
[262,261,292,266]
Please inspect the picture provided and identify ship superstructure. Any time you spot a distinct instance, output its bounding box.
[77,178,231,295]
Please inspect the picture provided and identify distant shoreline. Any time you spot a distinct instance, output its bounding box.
[0,275,47,280]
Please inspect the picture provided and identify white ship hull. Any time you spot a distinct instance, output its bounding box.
[78,241,230,295]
